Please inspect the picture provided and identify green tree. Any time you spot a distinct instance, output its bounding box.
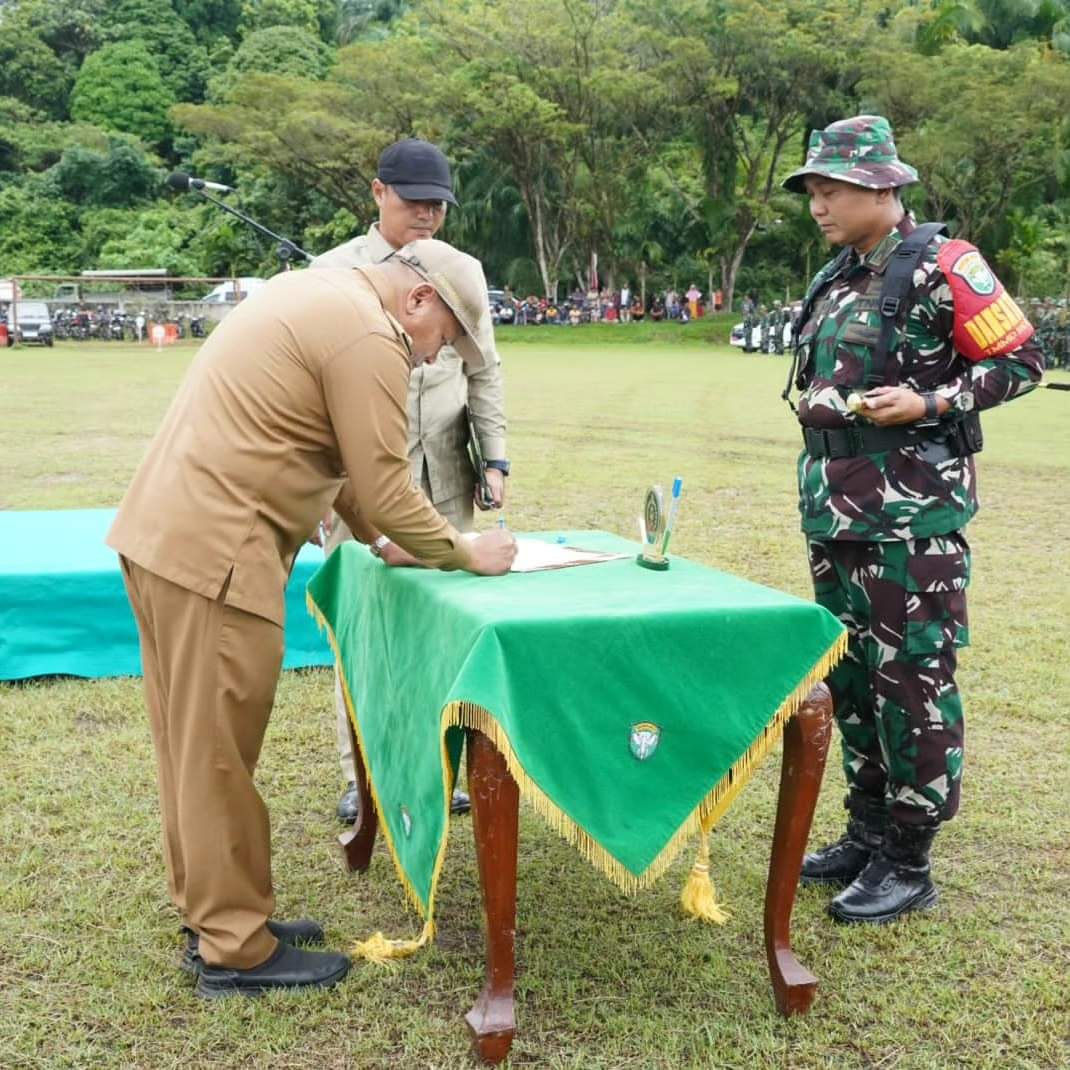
[0,182,80,272]
[48,139,161,207]
[69,41,176,146]
[336,0,409,43]
[421,0,664,297]
[1,0,108,73]
[101,0,211,102]
[632,0,890,311]
[174,0,244,44]
[207,25,334,100]
[865,42,1070,251]
[0,29,71,116]
[238,0,336,38]
[0,97,114,175]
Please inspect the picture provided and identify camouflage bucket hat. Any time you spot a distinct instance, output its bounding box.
[782,115,918,194]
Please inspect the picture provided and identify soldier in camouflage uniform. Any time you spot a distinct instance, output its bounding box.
[1034,301,1056,366]
[740,293,757,352]
[783,116,1044,924]
[772,300,786,355]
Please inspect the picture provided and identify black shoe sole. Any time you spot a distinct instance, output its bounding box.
[194,959,350,999]
[828,885,940,925]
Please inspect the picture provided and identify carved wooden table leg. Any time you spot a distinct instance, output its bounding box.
[338,715,378,872]
[464,728,519,1065]
[764,682,833,1016]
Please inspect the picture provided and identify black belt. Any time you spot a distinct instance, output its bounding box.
[801,412,982,460]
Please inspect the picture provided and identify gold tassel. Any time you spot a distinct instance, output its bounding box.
[679,821,730,925]
[352,919,435,964]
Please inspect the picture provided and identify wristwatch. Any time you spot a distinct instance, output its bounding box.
[369,535,391,558]
[485,459,511,476]
[920,392,940,420]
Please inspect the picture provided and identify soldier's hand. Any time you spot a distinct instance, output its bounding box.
[859,386,928,426]
[465,528,517,576]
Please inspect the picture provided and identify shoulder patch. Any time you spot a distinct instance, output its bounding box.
[937,239,1033,361]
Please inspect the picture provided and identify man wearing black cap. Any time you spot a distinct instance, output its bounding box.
[312,138,508,824]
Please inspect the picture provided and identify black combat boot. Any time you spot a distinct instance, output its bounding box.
[828,821,939,924]
[800,792,887,887]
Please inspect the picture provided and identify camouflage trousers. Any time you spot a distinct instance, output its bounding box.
[808,533,971,827]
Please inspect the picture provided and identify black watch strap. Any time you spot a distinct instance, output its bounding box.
[485,459,510,476]
[922,393,939,420]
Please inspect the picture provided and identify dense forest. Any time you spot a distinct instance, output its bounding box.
[1,0,1069,305]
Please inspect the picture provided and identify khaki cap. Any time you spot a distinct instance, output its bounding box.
[390,239,494,370]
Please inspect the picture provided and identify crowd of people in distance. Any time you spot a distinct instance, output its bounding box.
[1031,298,1070,369]
[491,283,722,327]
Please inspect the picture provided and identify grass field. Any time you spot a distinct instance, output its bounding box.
[2,340,1069,1070]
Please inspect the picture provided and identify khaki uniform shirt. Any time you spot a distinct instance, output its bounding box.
[107,268,471,627]
[311,225,506,504]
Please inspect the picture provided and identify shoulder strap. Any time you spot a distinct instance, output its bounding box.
[865,221,948,388]
[782,246,853,412]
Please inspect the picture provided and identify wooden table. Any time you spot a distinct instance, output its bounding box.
[338,683,833,1064]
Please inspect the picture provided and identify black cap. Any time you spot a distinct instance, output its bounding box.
[377,138,458,206]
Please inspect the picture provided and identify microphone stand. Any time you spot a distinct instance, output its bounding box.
[192,188,311,270]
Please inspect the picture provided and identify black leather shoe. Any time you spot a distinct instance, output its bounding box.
[800,792,887,887]
[828,823,939,924]
[450,789,471,815]
[181,919,325,975]
[337,782,359,824]
[195,941,350,999]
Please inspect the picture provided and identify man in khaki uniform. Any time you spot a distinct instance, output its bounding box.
[108,241,517,998]
[312,139,508,822]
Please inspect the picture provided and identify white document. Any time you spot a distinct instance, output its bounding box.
[462,534,629,573]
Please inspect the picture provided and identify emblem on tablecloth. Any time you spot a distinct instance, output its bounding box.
[629,721,661,761]
[401,805,413,837]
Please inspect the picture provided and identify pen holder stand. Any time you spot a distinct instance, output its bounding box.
[636,549,670,571]
[636,486,670,571]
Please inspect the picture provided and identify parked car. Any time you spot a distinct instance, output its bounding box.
[488,288,515,326]
[200,277,267,304]
[10,301,54,346]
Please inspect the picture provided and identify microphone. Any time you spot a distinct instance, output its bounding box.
[167,171,235,194]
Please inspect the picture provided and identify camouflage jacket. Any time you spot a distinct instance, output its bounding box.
[794,217,1044,541]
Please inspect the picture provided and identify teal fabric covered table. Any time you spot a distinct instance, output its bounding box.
[0,508,331,681]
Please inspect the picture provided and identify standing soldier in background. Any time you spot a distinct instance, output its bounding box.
[782,115,1043,925]
[740,292,757,352]
[312,138,509,824]
[772,300,786,355]
[1033,300,1056,366]
[1053,301,1070,369]
[758,301,771,353]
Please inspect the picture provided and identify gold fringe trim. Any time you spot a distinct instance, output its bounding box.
[442,626,847,902]
[309,589,847,942]
[352,920,435,964]
[306,592,454,961]
[679,829,730,924]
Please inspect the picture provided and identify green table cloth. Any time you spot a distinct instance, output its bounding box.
[307,531,846,930]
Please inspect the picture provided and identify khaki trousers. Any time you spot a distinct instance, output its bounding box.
[121,557,284,968]
[334,471,473,783]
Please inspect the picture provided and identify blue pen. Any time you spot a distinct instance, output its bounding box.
[661,477,683,555]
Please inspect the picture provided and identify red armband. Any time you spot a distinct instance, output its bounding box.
[937,239,1034,362]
